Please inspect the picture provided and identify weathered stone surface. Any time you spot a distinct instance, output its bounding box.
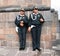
[0,47,58,56]
[0,0,50,7]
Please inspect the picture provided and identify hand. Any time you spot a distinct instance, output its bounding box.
[20,21,24,24]
[20,23,24,27]
[40,18,44,22]
[28,27,31,32]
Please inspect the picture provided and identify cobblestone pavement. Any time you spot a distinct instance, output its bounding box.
[0,46,59,56]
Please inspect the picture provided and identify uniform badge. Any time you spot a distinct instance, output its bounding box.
[31,14,37,20]
[38,14,40,17]
[17,16,22,20]
[23,17,25,19]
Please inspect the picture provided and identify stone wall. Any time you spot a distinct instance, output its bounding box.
[0,0,51,7]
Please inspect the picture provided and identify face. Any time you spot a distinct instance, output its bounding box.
[33,9,38,14]
[20,11,25,15]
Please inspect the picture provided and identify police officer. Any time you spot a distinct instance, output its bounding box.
[15,8,28,50]
[28,7,44,51]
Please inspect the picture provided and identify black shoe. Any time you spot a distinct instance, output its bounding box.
[22,48,25,50]
[33,49,36,51]
[36,48,41,52]
[19,48,23,50]
[19,48,25,50]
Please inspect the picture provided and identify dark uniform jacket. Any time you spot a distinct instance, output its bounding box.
[28,13,44,27]
[15,15,28,28]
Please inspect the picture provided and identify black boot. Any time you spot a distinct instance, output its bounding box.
[19,48,25,50]
[36,48,41,52]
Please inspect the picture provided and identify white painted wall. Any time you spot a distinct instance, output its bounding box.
[51,0,60,20]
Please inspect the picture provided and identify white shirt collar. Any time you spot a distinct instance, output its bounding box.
[33,13,38,15]
[20,14,25,16]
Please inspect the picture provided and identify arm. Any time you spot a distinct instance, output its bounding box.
[23,16,28,24]
[28,14,32,27]
[28,14,32,32]
[39,14,45,23]
[15,16,20,27]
